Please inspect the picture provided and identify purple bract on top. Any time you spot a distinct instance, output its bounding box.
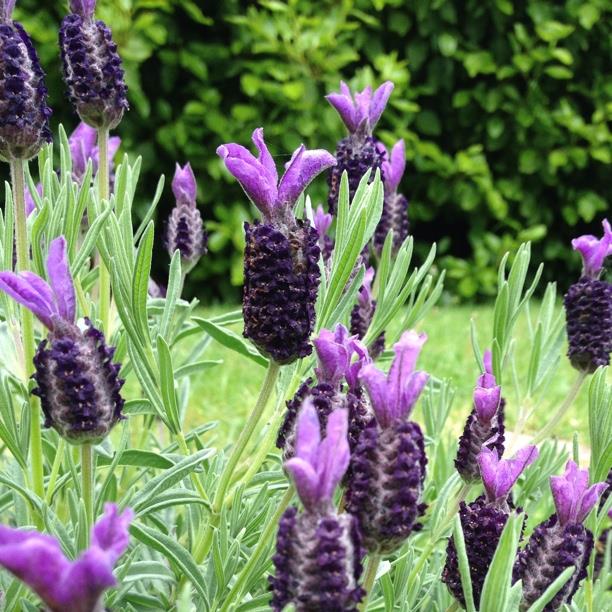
[571,219,612,279]
[70,121,120,183]
[0,237,125,444]
[313,323,364,388]
[0,503,133,612]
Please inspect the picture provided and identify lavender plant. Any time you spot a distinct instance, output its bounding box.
[0,5,609,611]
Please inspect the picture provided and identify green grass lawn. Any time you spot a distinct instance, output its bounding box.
[182,302,600,449]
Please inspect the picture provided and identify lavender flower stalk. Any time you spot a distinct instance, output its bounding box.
[326,81,393,213]
[443,446,538,608]
[514,461,608,610]
[564,219,612,372]
[455,352,505,483]
[0,0,52,161]
[165,163,207,272]
[345,330,429,554]
[59,0,128,129]
[373,139,409,256]
[0,237,125,443]
[217,128,335,364]
[270,402,364,610]
[277,323,367,459]
[350,266,385,359]
[0,503,132,612]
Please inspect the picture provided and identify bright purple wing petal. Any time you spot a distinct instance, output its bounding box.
[91,504,133,565]
[47,237,76,324]
[285,457,318,511]
[571,218,612,278]
[360,363,390,426]
[473,384,501,423]
[292,400,321,467]
[0,272,56,329]
[315,408,350,505]
[382,139,405,192]
[369,81,394,128]
[326,92,358,132]
[251,128,278,187]
[172,163,197,205]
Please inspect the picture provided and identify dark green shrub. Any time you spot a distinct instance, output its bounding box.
[11,0,611,300]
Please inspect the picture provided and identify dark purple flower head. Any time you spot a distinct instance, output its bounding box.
[0,0,52,160]
[59,0,128,129]
[359,330,429,428]
[69,121,120,183]
[550,461,608,526]
[217,128,336,224]
[313,324,364,387]
[326,81,394,134]
[284,400,350,512]
[572,219,612,279]
[0,236,75,330]
[473,372,501,424]
[0,503,132,612]
[381,139,405,193]
[166,162,207,269]
[478,446,538,504]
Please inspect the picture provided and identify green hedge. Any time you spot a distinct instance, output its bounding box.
[14,0,612,300]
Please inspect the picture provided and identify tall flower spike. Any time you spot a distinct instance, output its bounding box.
[345,330,429,553]
[0,503,133,612]
[443,446,537,608]
[350,266,385,359]
[166,163,207,272]
[564,219,612,372]
[374,139,409,256]
[455,364,505,484]
[0,237,125,444]
[59,0,128,129]
[514,461,608,610]
[218,129,335,364]
[271,403,364,610]
[277,324,365,459]
[326,81,394,214]
[0,0,52,161]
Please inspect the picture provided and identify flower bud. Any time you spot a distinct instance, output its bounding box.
[0,1,52,161]
[59,0,128,129]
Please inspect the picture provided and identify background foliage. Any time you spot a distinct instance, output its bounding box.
[10,0,612,301]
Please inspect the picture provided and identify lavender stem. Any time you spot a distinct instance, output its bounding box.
[97,127,111,337]
[359,554,382,611]
[81,442,94,543]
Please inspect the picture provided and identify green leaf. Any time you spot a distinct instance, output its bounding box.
[453,515,477,612]
[97,449,174,470]
[156,335,181,433]
[132,222,155,343]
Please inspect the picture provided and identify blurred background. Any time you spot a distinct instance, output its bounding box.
[8,0,612,302]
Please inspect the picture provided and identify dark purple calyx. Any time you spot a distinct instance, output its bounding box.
[270,506,364,611]
[0,2,52,161]
[564,277,612,373]
[59,0,128,129]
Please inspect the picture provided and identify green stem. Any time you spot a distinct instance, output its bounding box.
[175,431,210,505]
[10,159,44,526]
[219,486,294,611]
[359,554,382,611]
[81,443,94,543]
[97,128,111,337]
[194,361,280,563]
[45,438,66,505]
[531,370,587,445]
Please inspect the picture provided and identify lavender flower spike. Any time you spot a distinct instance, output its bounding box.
[571,219,612,279]
[0,0,52,160]
[0,503,133,612]
[0,237,124,443]
[443,446,537,608]
[59,0,128,129]
[271,403,364,610]
[219,129,334,364]
[515,461,608,610]
[564,219,612,372]
[359,330,429,428]
[374,139,410,255]
[166,163,207,271]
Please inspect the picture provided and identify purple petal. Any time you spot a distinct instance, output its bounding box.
[382,139,405,193]
[0,272,56,329]
[479,446,539,502]
[358,266,375,308]
[24,183,42,216]
[360,363,391,426]
[1,0,16,21]
[388,331,427,414]
[398,371,429,421]
[313,205,332,238]
[251,128,278,187]
[91,504,134,565]
[277,146,336,207]
[369,81,394,128]
[353,86,373,128]
[217,141,278,218]
[483,349,493,375]
[285,457,318,511]
[172,163,197,205]
[315,408,350,505]
[576,483,609,523]
[0,528,68,609]
[345,339,371,389]
[326,92,359,132]
[69,122,97,178]
[314,325,352,386]
[571,218,612,278]
[292,400,321,467]
[473,384,501,423]
[69,0,96,18]
[47,237,76,324]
